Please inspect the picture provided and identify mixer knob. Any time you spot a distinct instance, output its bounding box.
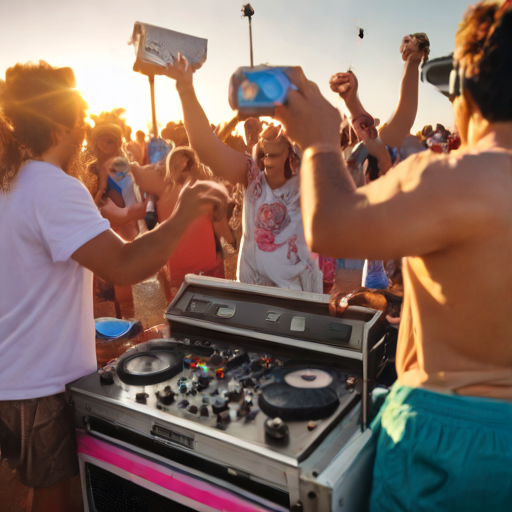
[212,397,229,414]
[244,409,260,423]
[178,399,189,408]
[99,367,115,385]
[209,353,223,366]
[227,378,242,393]
[346,376,356,388]
[222,350,233,360]
[199,405,209,417]
[244,395,253,406]
[188,405,198,415]
[217,410,231,425]
[202,396,210,404]
[238,400,251,418]
[135,392,149,404]
[179,384,188,394]
[156,389,175,406]
[197,375,210,390]
[264,417,289,440]
[241,378,255,389]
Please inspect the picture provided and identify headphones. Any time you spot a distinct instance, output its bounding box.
[448,63,465,100]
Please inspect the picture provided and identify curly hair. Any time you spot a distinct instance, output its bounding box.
[0,61,87,192]
[454,0,512,121]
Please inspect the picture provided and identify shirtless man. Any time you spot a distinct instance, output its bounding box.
[274,1,512,510]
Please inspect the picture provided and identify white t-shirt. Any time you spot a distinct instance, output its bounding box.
[237,161,323,293]
[0,160,110,400]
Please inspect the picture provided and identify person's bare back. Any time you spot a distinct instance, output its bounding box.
[396,149,512,397]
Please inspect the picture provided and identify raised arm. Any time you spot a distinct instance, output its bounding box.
[167,54,249,187]
[276,68,504,261]
[329,71,378,141]
[72,181,229,286]
[378,54,423,149]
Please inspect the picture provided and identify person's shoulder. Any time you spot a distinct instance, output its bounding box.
[397,149,507,188]
[21,161,92,202]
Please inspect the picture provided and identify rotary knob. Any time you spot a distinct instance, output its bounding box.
[209,353,223,366]
[346,376,356,388]
[217,410,231,425]
[98,364,115,385]
[238,400,251,418]
[135,392,149,404]
[264,417,289,440]
[197,374,210,390]
[156,387,175,406]
[212,397,229,415]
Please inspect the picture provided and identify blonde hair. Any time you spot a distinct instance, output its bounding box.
[165,146,212,188]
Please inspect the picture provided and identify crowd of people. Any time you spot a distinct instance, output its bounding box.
[79,27,454,310]
[0,0,511,511]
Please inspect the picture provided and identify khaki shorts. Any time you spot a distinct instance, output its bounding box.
[0,392,79,488]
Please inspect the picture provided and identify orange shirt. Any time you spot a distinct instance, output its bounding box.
[167,214,217,287]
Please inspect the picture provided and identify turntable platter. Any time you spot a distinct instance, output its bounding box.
[259,382,339,421]
[124,353,174,376]
[117,351,183,386]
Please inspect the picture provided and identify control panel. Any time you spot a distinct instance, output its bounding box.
[167,285,375,352]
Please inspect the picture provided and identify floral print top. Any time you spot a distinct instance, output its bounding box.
[237,160,323,293]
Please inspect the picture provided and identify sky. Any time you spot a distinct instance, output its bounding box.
[0,0,470,136]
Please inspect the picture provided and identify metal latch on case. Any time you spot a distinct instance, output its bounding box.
[266,312,281,323]
[216,305,236,318]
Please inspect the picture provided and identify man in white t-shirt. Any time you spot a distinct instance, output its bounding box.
[0,61,228,512]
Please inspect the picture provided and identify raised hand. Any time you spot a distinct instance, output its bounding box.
[329,71,358,103]
[164,52,194,92]
[400,35,427,65]
[328,70,377,141]
[274,67,341,150]
[352,114,378,141]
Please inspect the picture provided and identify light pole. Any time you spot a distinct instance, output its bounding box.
[242,4,255,68]
[148,75,158,137]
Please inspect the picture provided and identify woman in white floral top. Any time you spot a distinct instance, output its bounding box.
[166,54,323,293]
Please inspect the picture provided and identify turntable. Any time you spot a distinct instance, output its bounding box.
[68,276,388,512]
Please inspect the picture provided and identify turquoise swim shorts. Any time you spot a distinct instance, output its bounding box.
[370,382,512,512]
